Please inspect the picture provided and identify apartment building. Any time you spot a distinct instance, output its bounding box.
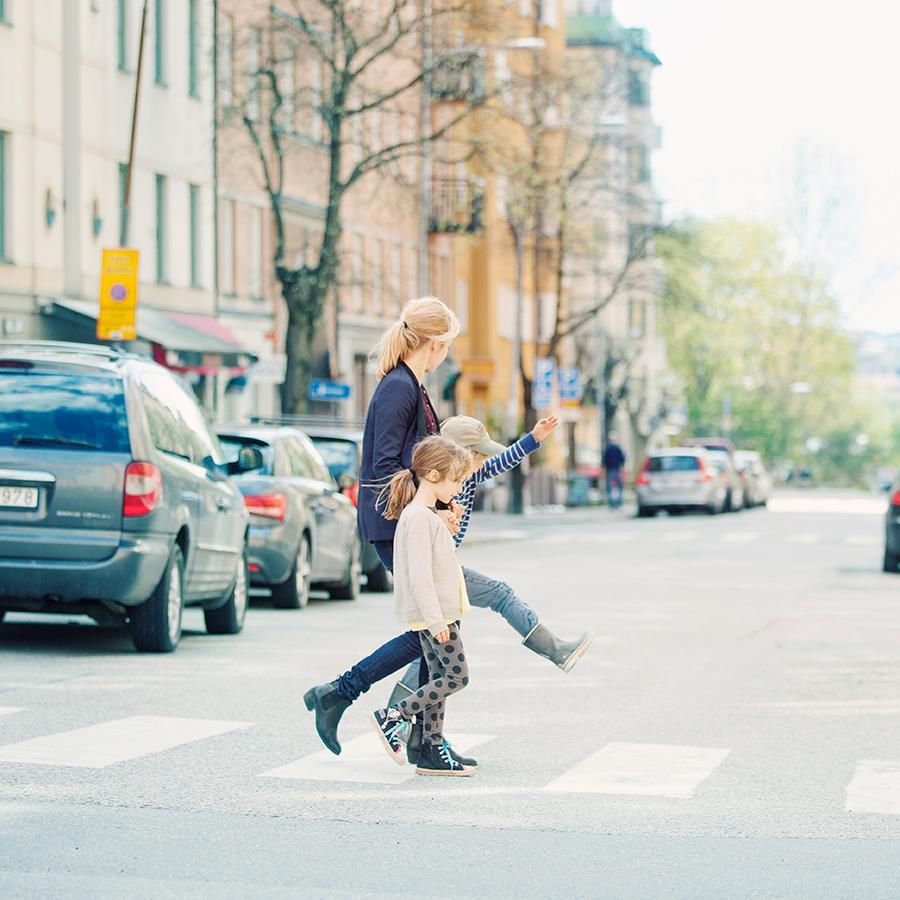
[0,0,255,413]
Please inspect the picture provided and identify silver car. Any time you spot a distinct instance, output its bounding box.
[734,450,772,507]
[636,448,729,516]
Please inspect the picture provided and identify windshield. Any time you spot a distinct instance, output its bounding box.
[0,372,130,452]
[310,438,357,480]
[219,437,273,474]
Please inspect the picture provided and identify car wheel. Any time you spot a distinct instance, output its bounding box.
[330,538,362,601]
[272,535,311,609]
[205,547,249,635]
[637,505,654,518]
[884,546,900,573]
[365,561,393,593]
[131,544,184,653]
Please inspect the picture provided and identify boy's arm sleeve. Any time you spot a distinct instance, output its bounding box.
[371,380,417,481]
[406,517,446,634]
[472,433,540,485]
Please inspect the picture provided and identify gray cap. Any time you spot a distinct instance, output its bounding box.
[440,416,506,456]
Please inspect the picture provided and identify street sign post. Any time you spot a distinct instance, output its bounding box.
[557,366,582,422]
[532,357,555,409]
[97,248,139,341]
[308,380,352,402]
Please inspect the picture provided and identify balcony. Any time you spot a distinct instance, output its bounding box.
[429,50,486,103]
[429,179,485,235]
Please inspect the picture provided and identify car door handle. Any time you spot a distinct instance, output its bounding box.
[216,498,231,511]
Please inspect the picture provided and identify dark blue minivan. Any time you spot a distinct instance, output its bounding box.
[0,341,255,652]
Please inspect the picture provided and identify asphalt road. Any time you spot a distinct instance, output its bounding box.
[1,489,899,899]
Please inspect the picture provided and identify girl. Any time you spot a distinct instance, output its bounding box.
[369,436,475,777]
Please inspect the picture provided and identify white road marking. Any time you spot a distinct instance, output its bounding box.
[845,535,878,546]
[544,742,730,798]
[0,715,251,769]
[664,531,699,542]
[768,497,885,516]
[260,732,495,785]
[0,708,23,718]
[847,760,900,815]
[721,532,759,543]
[786,533,821,544]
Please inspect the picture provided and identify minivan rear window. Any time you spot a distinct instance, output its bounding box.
[648,455,701,472]
[310,438,357,480]
[0,373,130,452]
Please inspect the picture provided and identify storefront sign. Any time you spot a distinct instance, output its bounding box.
[97,249,139,341]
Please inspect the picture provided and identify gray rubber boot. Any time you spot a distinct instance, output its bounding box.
[522,624,593,673]
[303,681,351,755]
[387,663,420,709]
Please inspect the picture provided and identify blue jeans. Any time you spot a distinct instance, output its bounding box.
[606,469,623,508]
[334,565,538,702]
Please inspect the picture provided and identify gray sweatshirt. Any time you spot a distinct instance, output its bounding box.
[392,502,466,635]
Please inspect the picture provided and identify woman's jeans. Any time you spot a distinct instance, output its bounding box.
[334,565,539,702]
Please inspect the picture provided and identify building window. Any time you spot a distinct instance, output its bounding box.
[628,70,649,107]
[154,173,167,283]
[189,184,201,287]
[352,235,364,311]
[628,146,651,184]
[628,299,646,338]
[0,132,8,261]
[249,206,262,298]
[117,0,128,71]
[281,43,295,127]
[246,28,261,120]
[188,0,199,98]
[154,0,166,85]
[219,14,234,107]
[372,240,383,313]
[0,0,9,24]
[118,162,128,244]
[219,197,235,294]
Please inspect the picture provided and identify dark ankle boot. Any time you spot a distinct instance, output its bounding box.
[415,741,474,777]
[522,624,593,673]
[405,721,423,764]
[303,681,351,755]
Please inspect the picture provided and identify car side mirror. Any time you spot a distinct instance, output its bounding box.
[235,446,264,473]
[337,473,356,491]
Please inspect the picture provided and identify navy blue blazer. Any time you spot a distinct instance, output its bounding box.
[357,362,439,543]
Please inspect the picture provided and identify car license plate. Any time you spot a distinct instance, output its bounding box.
[0,486,39,509]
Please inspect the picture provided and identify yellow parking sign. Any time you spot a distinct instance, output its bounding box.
[97,248,139,341]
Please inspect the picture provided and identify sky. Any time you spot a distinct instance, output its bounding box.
[612,0,900,334]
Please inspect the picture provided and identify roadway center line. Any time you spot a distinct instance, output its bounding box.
[544,742,731,798]
[0,715,251,769]
[786,533,821,544]
[845,535,878,546]
[846,760,900,815]
[663,531,699,542]
[721,532,759,543]
[260,732,496,785]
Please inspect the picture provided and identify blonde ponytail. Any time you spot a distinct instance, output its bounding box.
[377,436,473,520]
[372,296,460,380]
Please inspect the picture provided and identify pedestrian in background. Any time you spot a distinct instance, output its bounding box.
[603,435,626,509]
[369,435,476,776]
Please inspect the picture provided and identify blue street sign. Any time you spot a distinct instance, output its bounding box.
[532,357,555,409]
[557,367,582,402]
[308,379,352,402]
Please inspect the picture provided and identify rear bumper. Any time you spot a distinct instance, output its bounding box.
[0,533,172,608]
[247,523,295,586]
[637,487,716,508]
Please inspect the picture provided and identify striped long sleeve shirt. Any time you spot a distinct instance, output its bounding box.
[453,432,540,547]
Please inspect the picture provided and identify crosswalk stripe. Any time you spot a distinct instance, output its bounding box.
[663,531,698,542]
[0,715,251,769]
[0,708,23,718]
[845,535,878,546]
[721,532,759,543]
[544,742,730,798]
[846,760,900,815]
[786,533,821,544]
[260,732,496,785]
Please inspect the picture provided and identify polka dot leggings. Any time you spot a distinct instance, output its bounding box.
[396,623,469,747]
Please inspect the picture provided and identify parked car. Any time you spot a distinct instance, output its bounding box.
[296,422,393,593]
[703,449,744,511]
[734,450,772,507]
[635,448,729,516]
[217,425,361,607]
[884,478,900,573]
[0,340,253,652]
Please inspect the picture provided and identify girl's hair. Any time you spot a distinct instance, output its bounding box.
[379,436,472,520]
[372,297,460,380]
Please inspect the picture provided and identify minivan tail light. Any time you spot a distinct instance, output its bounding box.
[696,459,714,483]
[636,460,650,487]
[244,493,287,521]
[342,481,359,507]
[891,489,900,507]
[124,462,162,517]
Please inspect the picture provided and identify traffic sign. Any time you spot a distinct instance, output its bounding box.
[97,248,139,341]
[309,379,351,402]
[532,357,555,409]
[557,367,582,402]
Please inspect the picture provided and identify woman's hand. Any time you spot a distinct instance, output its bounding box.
[436,508,461,536]
[433,628,450,644]
[531,416,560,444]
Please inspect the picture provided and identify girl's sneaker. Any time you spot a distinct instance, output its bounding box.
[415,741,475,777]
[369,708,408,766]
[442,739,478,768]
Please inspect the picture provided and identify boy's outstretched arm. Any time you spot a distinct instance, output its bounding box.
[471,416,560,486]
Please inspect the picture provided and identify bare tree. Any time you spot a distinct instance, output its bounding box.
[224,1,494,412]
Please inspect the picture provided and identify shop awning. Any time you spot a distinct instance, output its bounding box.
[42,297,257,372]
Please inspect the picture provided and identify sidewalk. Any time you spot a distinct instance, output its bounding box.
[462,503,634,545]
